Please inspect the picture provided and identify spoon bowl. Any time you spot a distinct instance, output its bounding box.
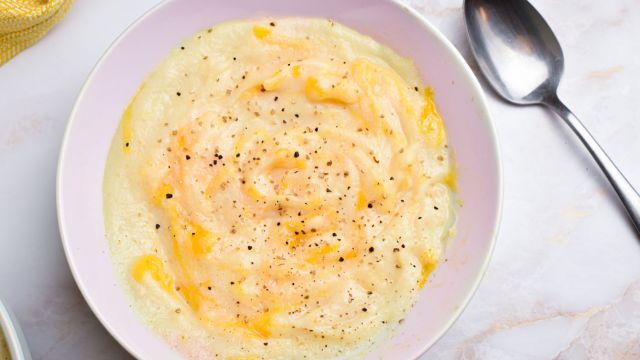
[464,0,563,104]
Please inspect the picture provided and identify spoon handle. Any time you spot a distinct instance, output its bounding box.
[544,94,640,234]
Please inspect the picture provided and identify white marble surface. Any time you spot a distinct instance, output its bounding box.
[1,0,639,359]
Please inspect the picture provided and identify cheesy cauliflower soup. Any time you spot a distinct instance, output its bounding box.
[104,18,456,359]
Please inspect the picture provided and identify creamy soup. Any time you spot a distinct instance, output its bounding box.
[104,18,456,359]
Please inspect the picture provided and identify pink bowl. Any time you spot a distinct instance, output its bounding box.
[57,0,502,358]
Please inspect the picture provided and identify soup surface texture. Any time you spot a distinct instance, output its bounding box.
[104,18,456,359]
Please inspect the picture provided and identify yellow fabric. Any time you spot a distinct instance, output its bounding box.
[0,0,73,66]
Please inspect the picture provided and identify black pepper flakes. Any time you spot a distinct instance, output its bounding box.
[165,193,173,199]
[293,151,300,158]
[155,224,160,229]
[338,257,344,262]
[368,247,374,253]
[362,308,367,312]
[367,203,373,209]
[248,245,253,250]
[185,154,191,160]
[176,91,181,96]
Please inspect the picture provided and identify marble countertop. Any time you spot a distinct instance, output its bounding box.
[1,0,639,358]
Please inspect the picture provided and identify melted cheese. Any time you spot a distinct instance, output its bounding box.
[252,26,272,39]
[104,18,456,359]
[132,255,174,294]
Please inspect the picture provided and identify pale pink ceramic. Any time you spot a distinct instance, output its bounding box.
[57,0,502,358]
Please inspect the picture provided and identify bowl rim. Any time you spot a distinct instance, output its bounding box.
[0,298,32,360]
[56,0,503,358]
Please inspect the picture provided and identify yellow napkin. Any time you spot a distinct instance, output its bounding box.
[0,0,73,66]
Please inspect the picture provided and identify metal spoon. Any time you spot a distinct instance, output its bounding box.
[464,0,640,234]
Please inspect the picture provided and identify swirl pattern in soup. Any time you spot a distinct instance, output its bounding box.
[104,17,456,359]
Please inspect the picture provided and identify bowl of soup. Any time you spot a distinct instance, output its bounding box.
[57,0,502,358]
